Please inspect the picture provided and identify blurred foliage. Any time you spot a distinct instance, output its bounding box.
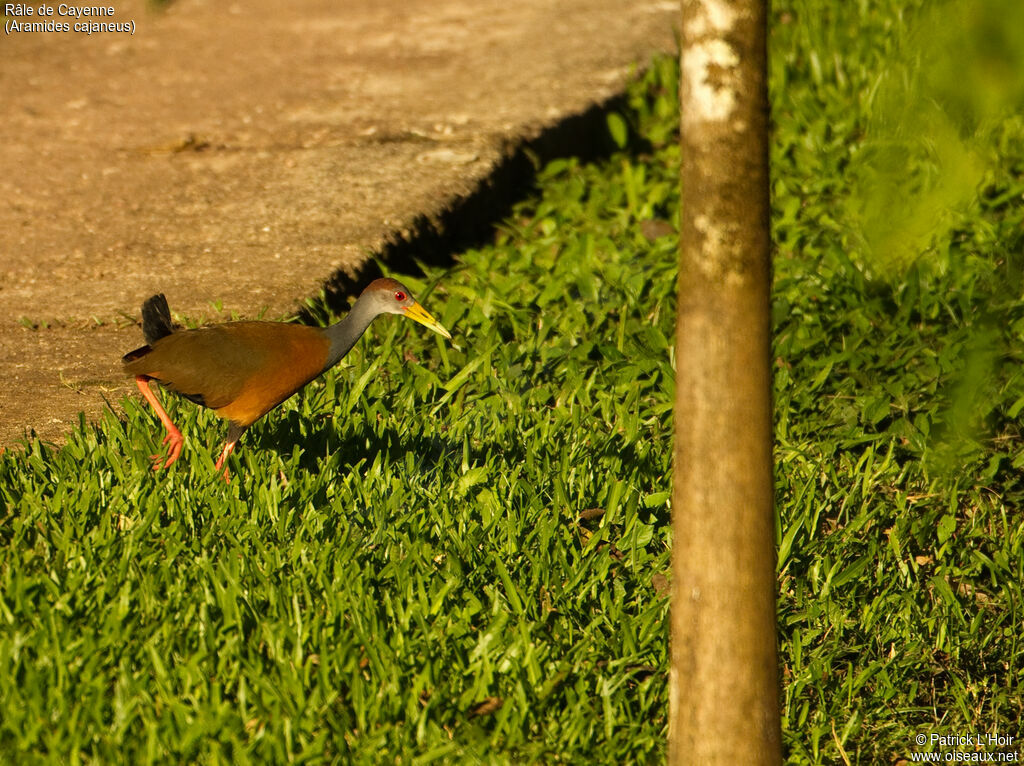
[771,3,1024,761]
[847,0,1024,273]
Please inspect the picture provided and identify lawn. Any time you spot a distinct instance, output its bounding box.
[3,0,1024,763]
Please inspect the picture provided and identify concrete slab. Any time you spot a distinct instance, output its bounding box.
[0,0,676,446]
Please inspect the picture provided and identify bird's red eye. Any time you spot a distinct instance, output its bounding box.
[394,291,406,302]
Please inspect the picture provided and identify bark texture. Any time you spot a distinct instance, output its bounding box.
[669,0,781,763]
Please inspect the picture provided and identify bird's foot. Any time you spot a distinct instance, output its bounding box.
[150,429,184,470]
[213,442,236,483]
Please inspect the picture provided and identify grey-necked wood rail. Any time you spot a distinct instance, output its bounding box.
[122,278,451,479]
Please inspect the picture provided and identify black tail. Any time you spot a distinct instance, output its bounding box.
[141,293,174,345]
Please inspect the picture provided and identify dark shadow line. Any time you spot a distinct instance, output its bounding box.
[302,88,652,320]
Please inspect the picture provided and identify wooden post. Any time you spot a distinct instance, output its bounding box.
[669,0,781,763]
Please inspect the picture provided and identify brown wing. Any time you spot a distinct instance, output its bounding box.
[123,322,330,426]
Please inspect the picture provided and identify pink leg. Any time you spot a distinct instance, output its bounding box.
[213,440,237,482]
[135,376,184,470]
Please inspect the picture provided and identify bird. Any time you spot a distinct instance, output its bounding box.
[122,278,451,479]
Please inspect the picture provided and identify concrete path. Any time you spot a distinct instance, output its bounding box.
[0,0,676,446]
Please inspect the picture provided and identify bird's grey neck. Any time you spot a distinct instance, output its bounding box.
[323,299,378,371]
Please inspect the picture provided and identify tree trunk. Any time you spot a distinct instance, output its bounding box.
[669,0,781,763]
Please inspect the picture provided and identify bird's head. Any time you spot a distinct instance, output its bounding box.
[362,278,452,340]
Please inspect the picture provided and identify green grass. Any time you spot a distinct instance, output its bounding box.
[0,67,678,766]
[772,0,1024,762]
[3,0,1024,762]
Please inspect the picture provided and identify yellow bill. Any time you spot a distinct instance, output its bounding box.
[403,301,452,340]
